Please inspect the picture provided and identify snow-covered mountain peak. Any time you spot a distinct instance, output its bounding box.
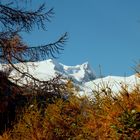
[80,61,89,69]
[37,59,96,83]
[60,61,96,83]
[3,59,96,83]
[46,59,59,66]
[0,59,140,97]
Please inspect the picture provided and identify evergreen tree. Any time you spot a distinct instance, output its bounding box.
[0,0,68,92]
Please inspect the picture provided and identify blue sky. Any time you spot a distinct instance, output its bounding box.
[22,0,140,76]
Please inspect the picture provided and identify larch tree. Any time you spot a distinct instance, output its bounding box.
[0,0,68,94]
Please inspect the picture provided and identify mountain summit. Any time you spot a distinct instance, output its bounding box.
[6,59,96,83]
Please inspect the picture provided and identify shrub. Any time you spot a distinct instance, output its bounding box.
[1,81,140,140]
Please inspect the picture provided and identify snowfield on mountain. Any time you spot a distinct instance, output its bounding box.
[0,59,140,96]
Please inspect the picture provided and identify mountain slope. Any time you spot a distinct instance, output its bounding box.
[0,59,139,95]
[82,75,140,96]
[2,59,96,84]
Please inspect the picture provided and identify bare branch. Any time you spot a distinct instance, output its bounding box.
[22,32,68,61]
[0,3,54,31]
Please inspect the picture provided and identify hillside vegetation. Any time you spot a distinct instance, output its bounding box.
[0,76,140,140]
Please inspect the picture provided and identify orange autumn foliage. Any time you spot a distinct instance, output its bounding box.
[0,81,140,140]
